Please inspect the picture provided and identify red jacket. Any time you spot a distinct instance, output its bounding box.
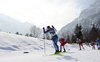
[59,38,67,46]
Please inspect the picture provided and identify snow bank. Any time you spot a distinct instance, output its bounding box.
[0,32,100,62]
[0,32,53,53]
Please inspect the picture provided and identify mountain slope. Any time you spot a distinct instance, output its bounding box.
[0,13,33,35]
[58,0,100,38]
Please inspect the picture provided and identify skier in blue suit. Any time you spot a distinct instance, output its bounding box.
[96,38,100,49]
[43,25,59,54]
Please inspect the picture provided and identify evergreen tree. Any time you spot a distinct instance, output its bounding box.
[98,28,100,37]
[15,32,19,35]
[83,28,89,43]
[71,34,76,43]
[66,34,70,41]
[25,33,29,37]
[78,24,83,40]
[74,24,79,38]
[29,34,32,37]
[74,24,83,42]
[97,19,100,37]
[89,24,98,41]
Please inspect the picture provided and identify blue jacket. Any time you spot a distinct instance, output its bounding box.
[43,28,56,37]
[96,39,100,44]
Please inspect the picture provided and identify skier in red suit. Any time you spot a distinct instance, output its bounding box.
[76,38,84,50]
[59,38,67,52]
[78,39,84,50]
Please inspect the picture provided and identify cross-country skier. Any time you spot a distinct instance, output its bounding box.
[85,42,90,47]
[91,40,95,49]
[59,38,67,52]
[43,25,59,54]
[76,38,84,50]
[96,38,100,50]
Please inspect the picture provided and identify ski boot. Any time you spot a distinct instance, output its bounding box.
[55,50,60,54]
[63,48,66,52]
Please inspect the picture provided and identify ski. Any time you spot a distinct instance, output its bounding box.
[48,51,68,56]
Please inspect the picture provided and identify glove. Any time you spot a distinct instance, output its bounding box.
[52,25,54,28]
[43,27,45,31]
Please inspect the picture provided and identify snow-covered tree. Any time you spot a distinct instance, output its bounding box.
[30,26,42,38]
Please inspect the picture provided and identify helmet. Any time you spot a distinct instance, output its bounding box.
[47,26,50,29]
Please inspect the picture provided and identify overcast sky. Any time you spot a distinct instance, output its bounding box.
[0,0,95,30]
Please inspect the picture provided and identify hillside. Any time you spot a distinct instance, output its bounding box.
[0,13,33,35]
[0,32,52,52]
[58,0,100,38]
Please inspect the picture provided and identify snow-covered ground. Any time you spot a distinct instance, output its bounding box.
[0,32,100,62]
